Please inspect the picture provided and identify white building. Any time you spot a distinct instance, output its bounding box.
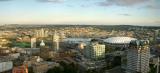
[59,31,66,42]
[40,40,45,47]
[127,40,150,73]
[104,37,137,44]
[104,37,137,50]
[53,31,60,52]
[84,41,105,60]
[35,28,48,38]
[0,61,13,72]
[0,57,13,73]
[31,38,36,48]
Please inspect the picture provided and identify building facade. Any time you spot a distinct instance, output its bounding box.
[84,41,105,60]
[52,31,60,52]
[35,28,48,38]
[127,40,150,73]
[31,38,36,48]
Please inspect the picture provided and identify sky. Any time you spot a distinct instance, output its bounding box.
[0,0,160,26]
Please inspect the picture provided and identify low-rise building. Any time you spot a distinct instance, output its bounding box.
[33,62,48,73]
[0,57,13,73]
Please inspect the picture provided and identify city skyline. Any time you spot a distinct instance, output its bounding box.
[0,0,160,26]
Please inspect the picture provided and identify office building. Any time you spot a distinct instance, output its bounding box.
[127,40,150,73]
[59,31,66,42]
[35,28,48,38]
[154,30,159,43]
[52,31,60,52]
[31,38,36,48]
[84,39,105,60]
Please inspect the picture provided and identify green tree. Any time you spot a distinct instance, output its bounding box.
[47,66,63,73]
[47,61,78,73]
[149,64,156,73]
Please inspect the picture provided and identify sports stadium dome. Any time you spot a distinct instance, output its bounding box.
[104,37,137,44]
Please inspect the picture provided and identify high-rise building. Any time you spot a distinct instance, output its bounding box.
[35,28,48,38]
[84,40,105,60]
[154,30,159,43]
[127,40,150,73]
[52,31,60,52]
[59,31,66,42]
[31,38,36,48]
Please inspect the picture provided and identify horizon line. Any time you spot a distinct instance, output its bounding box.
[1,24,160,27]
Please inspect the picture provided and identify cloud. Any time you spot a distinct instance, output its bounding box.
[0,0,12,1]
[37,0,64,3]
[155,21,160,23]
[99,0,149,6]
[119,13,131,16]
[81,4,91,8]
[145,5,160,10]
[0,0,65,3]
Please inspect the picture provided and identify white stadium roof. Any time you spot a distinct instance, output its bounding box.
[104,37,137,44]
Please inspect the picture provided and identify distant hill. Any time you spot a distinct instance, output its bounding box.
[0,24,160,30]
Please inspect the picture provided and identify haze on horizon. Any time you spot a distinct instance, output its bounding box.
[0,0,160,26]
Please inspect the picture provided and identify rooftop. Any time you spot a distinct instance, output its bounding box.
[104,37,137,44]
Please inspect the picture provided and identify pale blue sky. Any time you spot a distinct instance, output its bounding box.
[0,0,160,26]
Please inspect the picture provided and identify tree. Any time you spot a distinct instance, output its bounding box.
[112,56,121,67]
[149,64,156,73]
[47,66,63,73]
[47,61,78,73]
[28,67,34,73]
[85,69,98,73]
